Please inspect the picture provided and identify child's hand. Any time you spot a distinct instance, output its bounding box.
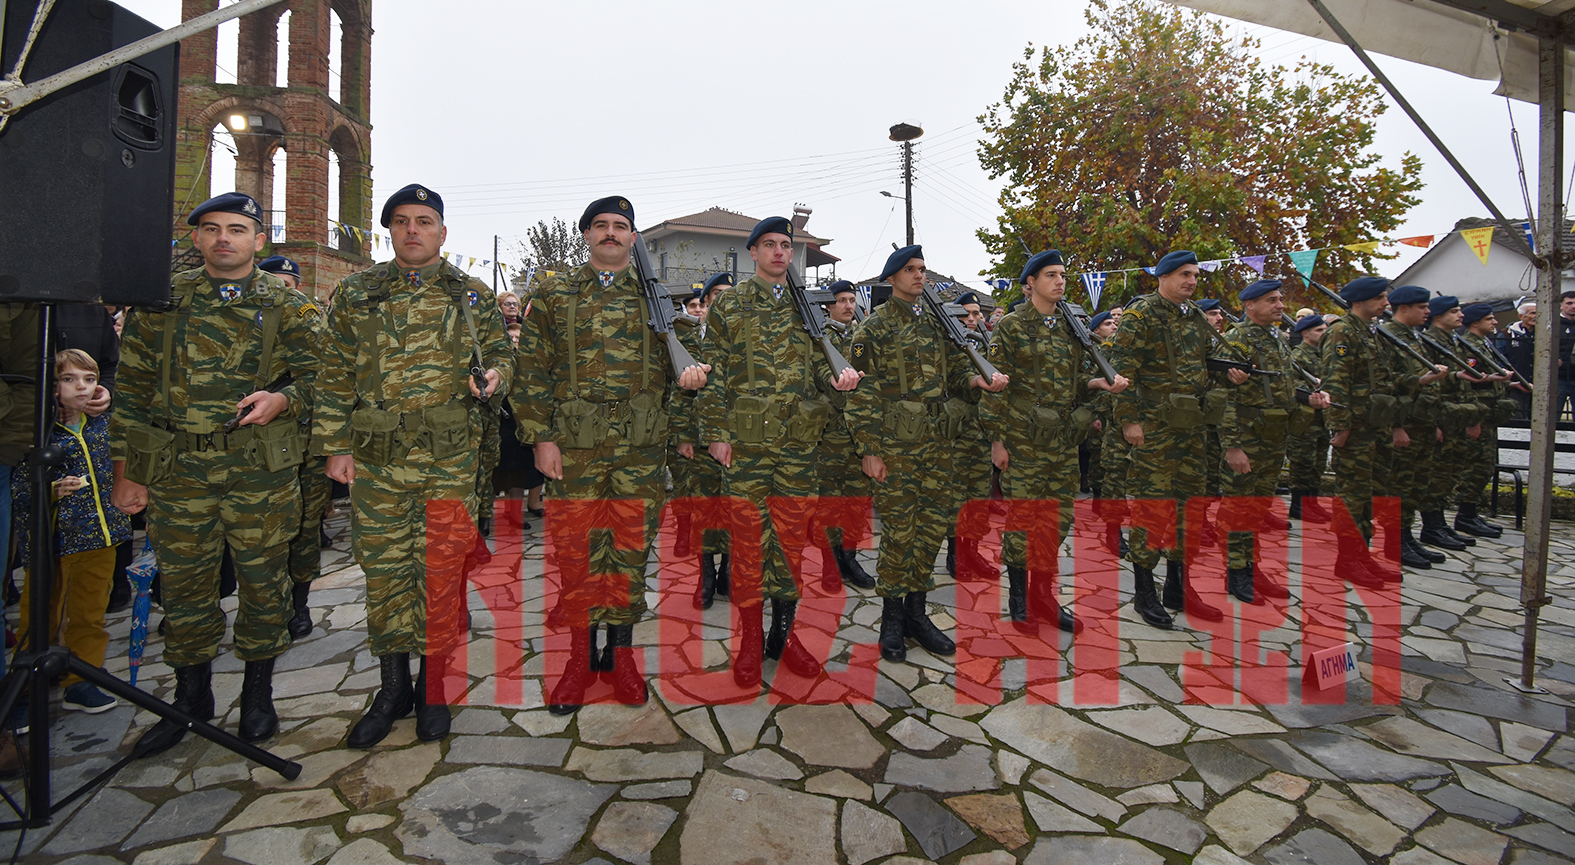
[52,476,87,497]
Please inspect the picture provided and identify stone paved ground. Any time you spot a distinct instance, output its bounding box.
[3,503,1574,865]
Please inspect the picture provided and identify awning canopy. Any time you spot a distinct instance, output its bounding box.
[1166,0,1575,104]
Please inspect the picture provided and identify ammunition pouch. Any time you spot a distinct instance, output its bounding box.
[1028,404,1062,447]
[1408,393,1435,426]
[885,399,932,443]
[1066,405,1097,447]
[246,417,307,472]
[1367,393,1399,429]
[937,398,972,441]
[414,402,471,460]
[1289,406,1314,437]
[350,407,404,466]
[624,391,669,449]
[1251,408,1291,444]
[1203,389,1228,426]
[123,423,177,486]
[554,398,612,450]
[784,397,832,444]
[1494,397,1520,425]
[729,395,776,445]
[1159,393,1207,430]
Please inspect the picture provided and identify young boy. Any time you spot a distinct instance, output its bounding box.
[13,349,132,716]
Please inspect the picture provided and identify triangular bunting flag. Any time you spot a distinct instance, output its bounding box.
[1397,235,1433,248]
[1460,226,1494,266]
[1141,267,1156,276]
[1518,221,1536,253]
[1080,272,1107,310]
[468,257,477,269]
[1343,241,1381,254]
[1198,260,1221,272]
[1239,255,1266,274]
[1288,249,1319,279]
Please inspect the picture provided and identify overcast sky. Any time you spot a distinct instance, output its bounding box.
[115,0,1575,295]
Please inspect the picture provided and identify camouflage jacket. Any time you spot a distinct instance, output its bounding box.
[978,303,1089,447]
[696,275,836,445]
[1459,330,1508,404]
[511,263,674,445]
[670,321,706,445]
[1376,320,1430,401]
[1107,292,1217,429]
[1219,321,1297,449]
[1320,312,1387,432]
[113,267,318,460]
[845,295,976,458]
[1420,324,1484,427]
[314,260,513,454]
[1291,339,1325,427]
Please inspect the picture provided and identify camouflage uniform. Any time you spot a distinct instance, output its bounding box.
[1285,339,1329,493]
[1107,293,1221,569]
[290,306,330,587]
[1218,320,1298,569]
[695,275,836,603]
[1456,331,1515,509]
[315,261,513,656]
[1320,312,1391,540]
[817,319,866,552]
[1418,326,1484,513]
[512,264,675,626]
[845,299,975,597]
[112,267,319,666]
[670,321,727,556]
[1372,320,1433,532]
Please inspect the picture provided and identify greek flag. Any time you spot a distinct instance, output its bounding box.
[857,284,872,311]
[989,278,1012,291]
[1080,272,1107,310]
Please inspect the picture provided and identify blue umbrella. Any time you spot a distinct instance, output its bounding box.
[126,539,158,686]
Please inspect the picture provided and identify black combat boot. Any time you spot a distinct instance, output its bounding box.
[1399,535,1433,570]
[1028,569,1082,634]
[1289,490,1303,520]
[734,606,764,688]
[1405,526,1445,563]
[903,592,955,655]
[606,624,648,705]
[1104,522,1124,556]
[695,555,718,610]
[1166,559,1223,622]
[1005,567,1033,634]
[1454,502,1503,538]
[764,599,822,677]
[945,537,958,578]
[287,582,313,639]
[955,538,993,583]
[237,657,278,742]
[820,547,843,593]
[673,512,693,558]
[1253,563,1290,600]
[1419,511,1468,551]
[414,653,453,742]
[592,624,613,674]
[547,627,595,716]
[1226,566,1256,604]
[715,554,731,598]
[1334,535,1386,588]
[1131,565,1172,629]
[879,597,907,662]
[1433,510,1476,547]
[835,547,876,590]
[1292,490,1332,523]
[134,662,214,757]
[347,653,414,748]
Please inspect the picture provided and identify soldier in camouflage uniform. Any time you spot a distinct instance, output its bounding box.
[979,250,1126,633]
[317,185,514,747]
[1108,251,1247,630]
[259,255,328,638]
[1416,296,1488,552]
[675,273,734,608]
[1286,314,1333,523]
[697,217,860,687]
[1082,310,1118,498]
[1095,311,1135,556]
[945,292,995,582]
[816,280,876,592]
[1217,280,1332,602]
[112,193,319,756]
[845,245,1008,664]
[1454,304,1518,537]
[513,196,709,715]
[1370,286,1449,571]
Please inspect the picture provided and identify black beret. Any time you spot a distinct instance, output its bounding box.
[1386,284,1429,307]
[1292,313,1325,333]
[828,279,856,296]
[746,216,793,248]
[1089,311,1113,330]
[1154,250,1198,276]
[1461,303,1494,325]
[578,196,635,232]
[187,191,263,226]
[1340,276,1390,304]
[1239,279,1282,301]
[1197,298,1221,312]
[1427,295,1460,319]
[702,272,734,292]
[879,245,924,283]
[257,255,299,277]
[1020,250,1064,284]
[955,291,980,306]
[380,184,443,228]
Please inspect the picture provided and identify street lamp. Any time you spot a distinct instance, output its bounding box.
[888,122,923,246]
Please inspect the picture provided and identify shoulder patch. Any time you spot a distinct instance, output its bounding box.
[299,302,320,319]
[851,343,866,359]
[988,342,1001,358]
[1121,307,1141,321]
[1333,344,1349,357]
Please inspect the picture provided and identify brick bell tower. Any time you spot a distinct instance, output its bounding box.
[172,0,373,300]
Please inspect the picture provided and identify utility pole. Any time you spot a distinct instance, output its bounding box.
[493,235,499,293]
[889,122,924,246]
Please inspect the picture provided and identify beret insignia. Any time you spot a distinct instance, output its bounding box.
[619,199,630,210]
[416,188,428,200]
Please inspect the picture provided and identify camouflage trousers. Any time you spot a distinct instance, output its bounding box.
[149,449,299,666]
[1285,413,1329,491]
[722,443,819,604]
[1422,430,1471,512]
[552,439,665,626]
[1454,423,1496,507]
[475,407,501,505]
[1084,423,1106,492]
[1098,421,1132,518]
[1331,425,1380,541]
[817,425,867,551]
[1203,427,1223,497]
[289,455,332,585]
[1124,422,1207,570]
[352,446,477,657]
[671,443,728,554]
[1220,438,1288,569]
[951,434,994,516]
[998,444,1078,570]
[1376,425,1434,527]
[873,436,954,598]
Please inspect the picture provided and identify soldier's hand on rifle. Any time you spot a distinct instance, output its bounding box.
[862,455,887,483]
[678,443,695,459]
[1393,427,1411,448]
[974,373,1009,393]
[678,364,711,391]
[832,368,862,391]
[327,454,355,485]
[1420,365,1448,385]
[1090,374,1130,394]
[708,442,732,468]
[1123,423,1144,447]
[1512,382,1532,393]
[534,441,563,480]
[992,441,1009,472]
[1308,390,1332,409]
[1226,368,1251,385]
[237,390,290,427]
[468,368,502,399]
[1225,447,1251,475]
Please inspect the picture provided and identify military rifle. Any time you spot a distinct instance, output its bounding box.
[631,232,703,379]
[1415,329,1488,382]
[1446,328,1524,387]
[1056,300,1117,385]
[1482,338,1533,389]
[785,267,855,379]
[921,283,1001,381]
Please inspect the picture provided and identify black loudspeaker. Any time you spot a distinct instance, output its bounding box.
[0,0,177,306]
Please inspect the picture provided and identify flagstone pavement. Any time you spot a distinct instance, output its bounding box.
[4,507,1575,865]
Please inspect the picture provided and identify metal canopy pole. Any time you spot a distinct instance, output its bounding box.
[1516,31,1564,693]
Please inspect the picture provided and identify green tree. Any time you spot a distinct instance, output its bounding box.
[976,0,1423,312]
[511,217,589,293]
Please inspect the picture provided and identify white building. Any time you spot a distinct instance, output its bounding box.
[639,205,840,289]
[1393,219,1571,307]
